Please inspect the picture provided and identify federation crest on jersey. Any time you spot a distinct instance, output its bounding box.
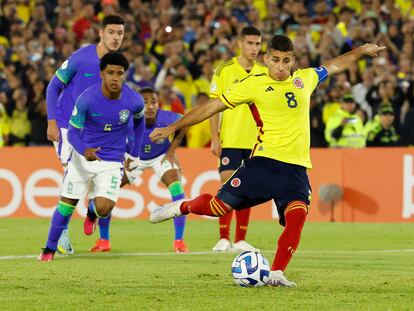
[293,77,304,89]
[118,109,130,124]
[231,178,241,188]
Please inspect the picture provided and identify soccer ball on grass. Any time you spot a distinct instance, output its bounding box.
[231,251,270,287]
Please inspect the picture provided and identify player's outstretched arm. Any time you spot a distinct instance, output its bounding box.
[323,43,386,76]
[150,99,227,142]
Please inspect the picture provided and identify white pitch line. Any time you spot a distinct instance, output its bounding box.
[1,249,414,261]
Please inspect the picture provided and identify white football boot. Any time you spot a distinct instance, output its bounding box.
[212,238,231,251]
[267,270,297,287]
[150,199,185,223]
[232,240,260,253]
[57,229,74,255]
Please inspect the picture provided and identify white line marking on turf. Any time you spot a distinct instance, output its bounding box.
[2,249,414,261]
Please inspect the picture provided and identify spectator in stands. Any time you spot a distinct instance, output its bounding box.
[186,93,211,148]
[72,1,98,42]
[158,85,185,115]
[310,97,327,147]
[366,77,405,131]
[173,63,198,110]
[8,88,31,146]
[127,57,156,89]
[325,93,366,148]
[0,92,9,147]
[353,68,374,119]
[28,99,49,146]
[366,105,400,146]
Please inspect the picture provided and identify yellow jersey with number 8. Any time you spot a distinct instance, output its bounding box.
[219,67,328,168]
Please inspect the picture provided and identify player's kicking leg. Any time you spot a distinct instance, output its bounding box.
[150,192,298,287]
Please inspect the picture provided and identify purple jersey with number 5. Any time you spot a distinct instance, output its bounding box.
[69,83,144,162]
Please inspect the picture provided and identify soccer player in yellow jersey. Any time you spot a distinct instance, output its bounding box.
[149,35,384,287]
[209,26,266,253]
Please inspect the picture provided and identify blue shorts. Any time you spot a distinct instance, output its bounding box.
[219,148,252,173]
[217,156,311,226]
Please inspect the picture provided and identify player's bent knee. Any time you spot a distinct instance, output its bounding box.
[94,197,115,217]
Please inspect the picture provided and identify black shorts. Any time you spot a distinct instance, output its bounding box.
[219,148,252,173]
[217,156,311,226]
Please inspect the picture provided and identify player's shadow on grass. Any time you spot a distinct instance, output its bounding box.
[343,187,379,215]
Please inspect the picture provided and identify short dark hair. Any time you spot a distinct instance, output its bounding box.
[100,51,129,71]
[267,35,293,53]
[101,15,125,29]
[139,87,156,95]
[241,26,261,37]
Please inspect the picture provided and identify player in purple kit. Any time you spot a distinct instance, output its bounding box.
[85,87,189,253]
[38,52,145,261]
[46,15,125,255]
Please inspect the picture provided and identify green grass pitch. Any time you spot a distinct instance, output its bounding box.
[1,218,414,310]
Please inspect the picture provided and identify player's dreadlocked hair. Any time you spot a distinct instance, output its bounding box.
[101,15,125,28]
[100,51,129,71]
[267,35,293,53]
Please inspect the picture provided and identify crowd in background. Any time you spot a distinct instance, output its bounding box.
[0,0,414,148]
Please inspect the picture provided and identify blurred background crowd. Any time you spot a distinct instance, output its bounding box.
[0,0,414,148]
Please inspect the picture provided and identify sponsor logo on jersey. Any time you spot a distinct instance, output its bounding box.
[231,178,241,188]
[84,73,95,77]
[293,77,304,89]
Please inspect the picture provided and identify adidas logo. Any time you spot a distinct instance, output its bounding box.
[265,86,274,92]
